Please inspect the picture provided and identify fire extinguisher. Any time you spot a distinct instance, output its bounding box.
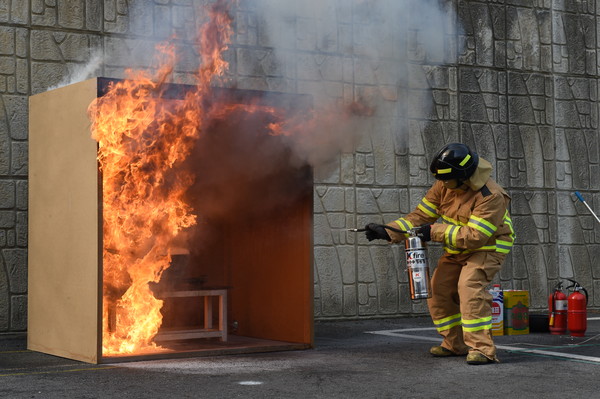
[566,279,588,337]
[350,224,432,300]
[548,281,567,335]
[404,230,432,300]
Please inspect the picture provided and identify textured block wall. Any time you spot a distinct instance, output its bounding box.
[0,0,599,332]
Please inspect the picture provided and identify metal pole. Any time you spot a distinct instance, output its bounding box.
[575,191,600,225]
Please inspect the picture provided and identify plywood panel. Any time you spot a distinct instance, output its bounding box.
[228,177,314,345]
[183,104,314,346]
[28,78,101,363]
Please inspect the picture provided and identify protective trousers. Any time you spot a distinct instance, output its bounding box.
[427,251,505,359]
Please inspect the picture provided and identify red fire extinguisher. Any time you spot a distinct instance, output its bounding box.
[567,279,588,337]
[548,281,567,335]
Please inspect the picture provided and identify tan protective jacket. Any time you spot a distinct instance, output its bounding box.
[387,158,515,254]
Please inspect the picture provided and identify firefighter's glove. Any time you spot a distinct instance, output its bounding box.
[415,225,431,242]
[365,223,391,242]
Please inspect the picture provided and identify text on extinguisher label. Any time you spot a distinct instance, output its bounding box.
[406,251,426,266]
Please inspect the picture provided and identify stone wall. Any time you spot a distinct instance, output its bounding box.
[0,0,599,332]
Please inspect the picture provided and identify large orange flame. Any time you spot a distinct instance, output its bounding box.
[89,1,233,355]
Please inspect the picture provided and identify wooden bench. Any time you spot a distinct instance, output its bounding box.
[154,288,228,342]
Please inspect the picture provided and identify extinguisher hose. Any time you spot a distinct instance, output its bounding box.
[348,224,408,233]
[581,287,589,306]
[381,225,407,234]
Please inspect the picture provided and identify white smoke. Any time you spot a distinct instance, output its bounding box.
[48,49,104,91]
[250,0,458,170]
[45,0,456,171]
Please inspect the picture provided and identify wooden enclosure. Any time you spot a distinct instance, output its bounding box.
[28,78,314,364]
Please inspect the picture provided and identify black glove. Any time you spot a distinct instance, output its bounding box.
[365,223,391,241]
[414,224,431,242]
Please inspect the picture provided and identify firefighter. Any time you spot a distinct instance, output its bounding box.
[365,143,515,365]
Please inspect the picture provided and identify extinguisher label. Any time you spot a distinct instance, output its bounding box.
[555,300,567,311]
[411,271,424,284]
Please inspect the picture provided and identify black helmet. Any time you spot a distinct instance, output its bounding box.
[430,143,479,181]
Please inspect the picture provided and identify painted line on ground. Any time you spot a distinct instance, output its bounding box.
[365,328,600,364]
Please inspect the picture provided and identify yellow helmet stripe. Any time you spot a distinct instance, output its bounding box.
[437,168,452,174]
[459,154,471,166]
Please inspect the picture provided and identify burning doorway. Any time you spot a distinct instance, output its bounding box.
[28,78,314,364]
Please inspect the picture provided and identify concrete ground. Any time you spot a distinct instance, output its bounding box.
[2,317,600,398]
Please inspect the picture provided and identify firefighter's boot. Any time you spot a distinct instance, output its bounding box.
[466,351,497,365]
[430,346,461,357]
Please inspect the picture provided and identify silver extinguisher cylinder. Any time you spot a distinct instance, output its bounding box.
[405,235,432,300]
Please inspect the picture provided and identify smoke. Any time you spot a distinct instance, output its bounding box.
[47,49,104,91]
[249,0,458,169]
[50,0,457,170]
[82,0,457,254]
[169,0,459,252]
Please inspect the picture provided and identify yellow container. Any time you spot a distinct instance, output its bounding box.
[504,290,529,335]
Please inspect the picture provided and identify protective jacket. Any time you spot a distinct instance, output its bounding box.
[386,158,515,253]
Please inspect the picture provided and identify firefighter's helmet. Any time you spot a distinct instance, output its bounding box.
[430,143,479,181]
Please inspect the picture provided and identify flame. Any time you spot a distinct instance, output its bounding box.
[89,1,234,355]
[89,0,307,356]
